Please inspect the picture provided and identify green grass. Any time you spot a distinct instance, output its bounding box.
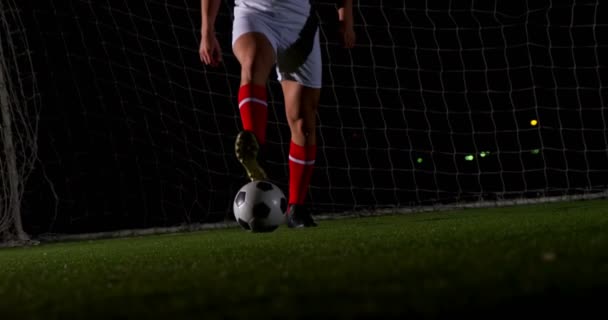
[1,200,608,319]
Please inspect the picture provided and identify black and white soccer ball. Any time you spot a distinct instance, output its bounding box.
[233,180,288,232]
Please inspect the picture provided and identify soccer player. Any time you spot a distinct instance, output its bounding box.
[200,0,355,228]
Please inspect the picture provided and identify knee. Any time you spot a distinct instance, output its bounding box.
[240,58,275,84]
[239,59,255,82]
[288,117,314,138]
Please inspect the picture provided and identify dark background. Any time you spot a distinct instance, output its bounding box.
[6,0,607,235]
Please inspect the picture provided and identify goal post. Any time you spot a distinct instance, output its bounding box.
[0,0,39,244]
[0,39,25,242]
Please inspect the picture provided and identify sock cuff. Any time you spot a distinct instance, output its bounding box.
[238,84,267,103]
[289,141,317,164]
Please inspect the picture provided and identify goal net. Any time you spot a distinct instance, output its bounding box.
[2,0,607,237]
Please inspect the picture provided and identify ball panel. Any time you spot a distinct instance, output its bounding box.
[252,202,271,219]
[235,191,247,207]
[256,181,273,191]
[264,207,286,226]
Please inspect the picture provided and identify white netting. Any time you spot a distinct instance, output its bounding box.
[2,0,606,236]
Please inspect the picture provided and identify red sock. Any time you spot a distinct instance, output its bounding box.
[289,141,317,205]
[238,84,268,145]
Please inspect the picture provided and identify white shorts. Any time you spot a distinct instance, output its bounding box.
[232,5,322,88]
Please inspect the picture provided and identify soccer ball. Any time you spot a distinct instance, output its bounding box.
[233,180,288,232]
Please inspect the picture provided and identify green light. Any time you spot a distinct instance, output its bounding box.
[416,157,423,164]
[464,154,474,161]
[531,149,540,155]
[479,151,490,158]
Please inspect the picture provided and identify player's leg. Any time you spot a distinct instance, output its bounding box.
[275,14,322,227]
[282,80,320,228]
[232,32,275,181]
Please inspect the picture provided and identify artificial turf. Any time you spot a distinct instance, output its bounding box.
[1,199,608,319]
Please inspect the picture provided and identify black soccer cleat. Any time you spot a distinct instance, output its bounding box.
[234,130,267,181]
[286,204,318,228]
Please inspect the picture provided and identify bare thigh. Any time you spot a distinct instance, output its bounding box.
[233,32,276,86]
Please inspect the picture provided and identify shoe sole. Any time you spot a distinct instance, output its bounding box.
[235,131,267,181]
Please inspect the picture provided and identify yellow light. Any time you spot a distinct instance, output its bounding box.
[530,119,538,126]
